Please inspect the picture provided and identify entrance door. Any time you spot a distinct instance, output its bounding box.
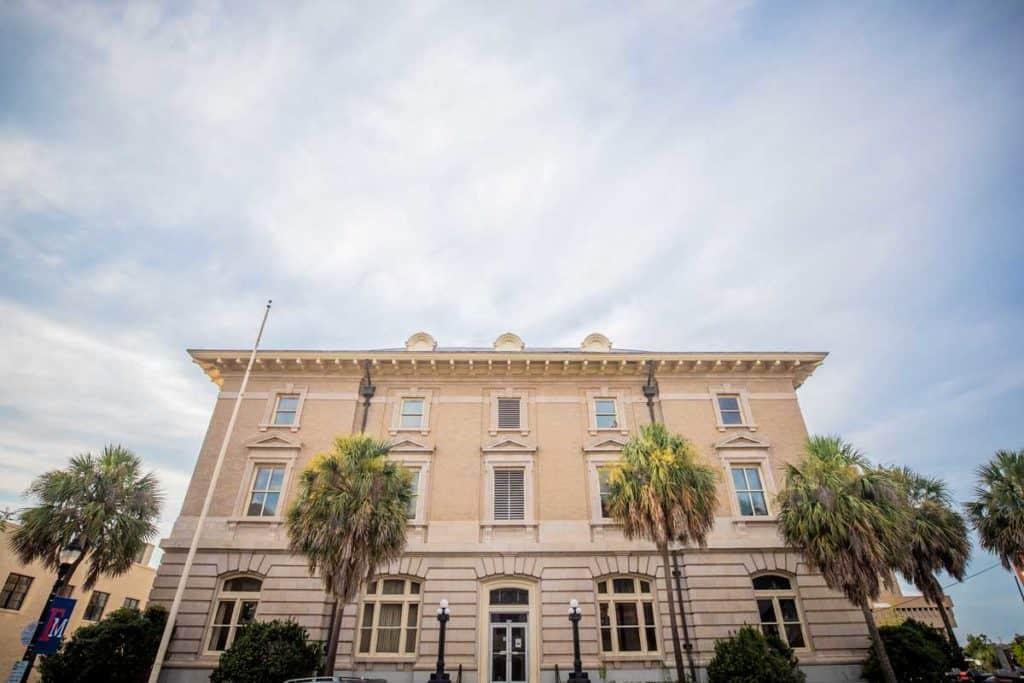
[490,612,527,683]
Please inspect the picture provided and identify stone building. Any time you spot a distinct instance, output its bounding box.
[151,332,871,682]
[0,524,156,678]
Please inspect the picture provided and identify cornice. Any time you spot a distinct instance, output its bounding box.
[188,349,827,389]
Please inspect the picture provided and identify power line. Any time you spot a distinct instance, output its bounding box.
[882,562,1001,611]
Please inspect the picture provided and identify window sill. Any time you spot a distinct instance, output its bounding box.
[599,652,663,662]
[353,654,417,661]
[389,428,430,436]
[482,520,538,527]
[227,516,285,526]
[716,424,757,432]
[730,515,777,525]
[258,424,300,433]
[0,607,24,614]
[590,520,621,527]
[489,428,530,437]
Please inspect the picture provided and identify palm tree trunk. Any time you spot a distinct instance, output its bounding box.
[935,592,964,668]
[323,597,343,676]
[660,544,687,683]
[860,602,897,683]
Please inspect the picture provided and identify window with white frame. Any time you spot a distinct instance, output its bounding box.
[405,468,421,520]
[493,468,526,521]
[597,468,613,519]
[594,399,618,429]
[272,395,300,425]
[246,465,285,517]
[496,397,522,430]
[400,399,425,429]
[83,591,109,621]
[597,577,658,653]
[731,466,769,516]
[207,576,262,652]
[716,394,743,425]
[753,574,806,649]
[358,578,421,655]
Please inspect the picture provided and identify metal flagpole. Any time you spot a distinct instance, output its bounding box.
[148,300,272,683]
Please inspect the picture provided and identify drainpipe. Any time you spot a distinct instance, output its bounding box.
[322,360,376,675]
[642,360,659,424]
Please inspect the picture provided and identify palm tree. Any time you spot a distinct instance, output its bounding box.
[966,449,1024,574]
[9,445,163,590]
[286,435,413,675]
[606,423,718,683]
[888,466,970,664]
[776,436,906,683]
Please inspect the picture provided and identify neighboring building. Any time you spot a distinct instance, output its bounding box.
[151,332,871,683]
[0,524,156,677]
[873,586,957,631]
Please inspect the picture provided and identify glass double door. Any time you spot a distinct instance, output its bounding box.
[490,612,527,683]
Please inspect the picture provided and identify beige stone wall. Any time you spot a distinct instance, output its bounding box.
[0,526,156,678]
[153,348,871,680]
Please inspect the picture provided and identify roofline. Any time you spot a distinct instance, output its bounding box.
[187,348,828,389]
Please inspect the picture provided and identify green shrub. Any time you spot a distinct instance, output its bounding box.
[706,625,806,683]
[863,619,954,683]
[39,604,167,683]
[210,619,322,683]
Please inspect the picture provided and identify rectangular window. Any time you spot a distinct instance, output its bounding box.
[717,395,743,425]
[597,578,657,653]
[400,399,425,429]
[493,469,525,521]
[598,468,612,518]
[359,579,421,655]
[0,573,33,610]
[497,398,521,430]
[273,394,300,425]
[123,597,140,610]
[594,399,618,429]
[84,591,110,621]
[406,469,420,520]
[247,465,285,517]
[731,466,769,516]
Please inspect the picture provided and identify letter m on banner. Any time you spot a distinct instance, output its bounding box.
[35,597,76,656]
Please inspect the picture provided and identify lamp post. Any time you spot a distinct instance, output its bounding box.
[429,599,451,683]
[18,536,84,682]
[568,599,588,682]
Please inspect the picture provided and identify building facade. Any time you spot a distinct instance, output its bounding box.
[151,332,871,683]
[0,525,156,678]
[873,587,957,632]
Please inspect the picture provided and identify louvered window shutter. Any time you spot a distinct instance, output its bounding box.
[497,398,521,429]
[493,469,525,520]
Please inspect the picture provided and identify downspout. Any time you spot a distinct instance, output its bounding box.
[323,360,376,675]
[642,360,659,424]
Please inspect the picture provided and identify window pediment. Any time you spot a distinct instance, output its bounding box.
[583,436,628,453]
[481,438,536,453]
[243,433,302,449]
[714,434,771,450]
[389,438,434,454]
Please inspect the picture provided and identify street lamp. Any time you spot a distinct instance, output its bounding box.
[568,599,588,682]
[18,535,84,682]
[429,599,451,683]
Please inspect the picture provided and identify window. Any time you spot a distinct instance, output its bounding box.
[406,468,421,520]
[753,574,806,649]
[358,578,421,656]
[273,394,300,425]
[207,576,262,652]
[597,468,612,518]
[57,584,74,598]
[400,399,425,429]
[123,597,140,610]
[594,399,618,429]
[717,395,743,425]
[83,591,109,621]
[493,469,525,521]
[731,466,769,516]
[246,465,285,517]
[0,573,33,610]
[497,398,521,430]
[489,588,529,605]
[597,577,657,653]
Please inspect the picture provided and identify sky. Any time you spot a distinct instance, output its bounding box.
[1,0,1022,642]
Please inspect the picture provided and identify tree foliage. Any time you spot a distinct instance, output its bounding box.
[606,423,718,548]
[862,619,954,683]
[964,633,1000,671]
[966,449,1024,572]
[39,605,167,683]
[706,625,806,683]
[10,445,162,589]
[210,619,322,683]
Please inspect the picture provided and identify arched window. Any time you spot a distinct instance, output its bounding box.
[596,576,658,653]
[358,577,422,655]
[752,574,806,649]
[206,575,263,652]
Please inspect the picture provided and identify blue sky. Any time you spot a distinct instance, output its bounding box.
[1,1,1022,641]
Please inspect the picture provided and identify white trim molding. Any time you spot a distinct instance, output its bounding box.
[257,384,308,432]
[584,388,630,436]
[488,389,531,437]
[229,438,300,525]
[709,383,758,432]
[388,388,434,436]
[716,438,777,523]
